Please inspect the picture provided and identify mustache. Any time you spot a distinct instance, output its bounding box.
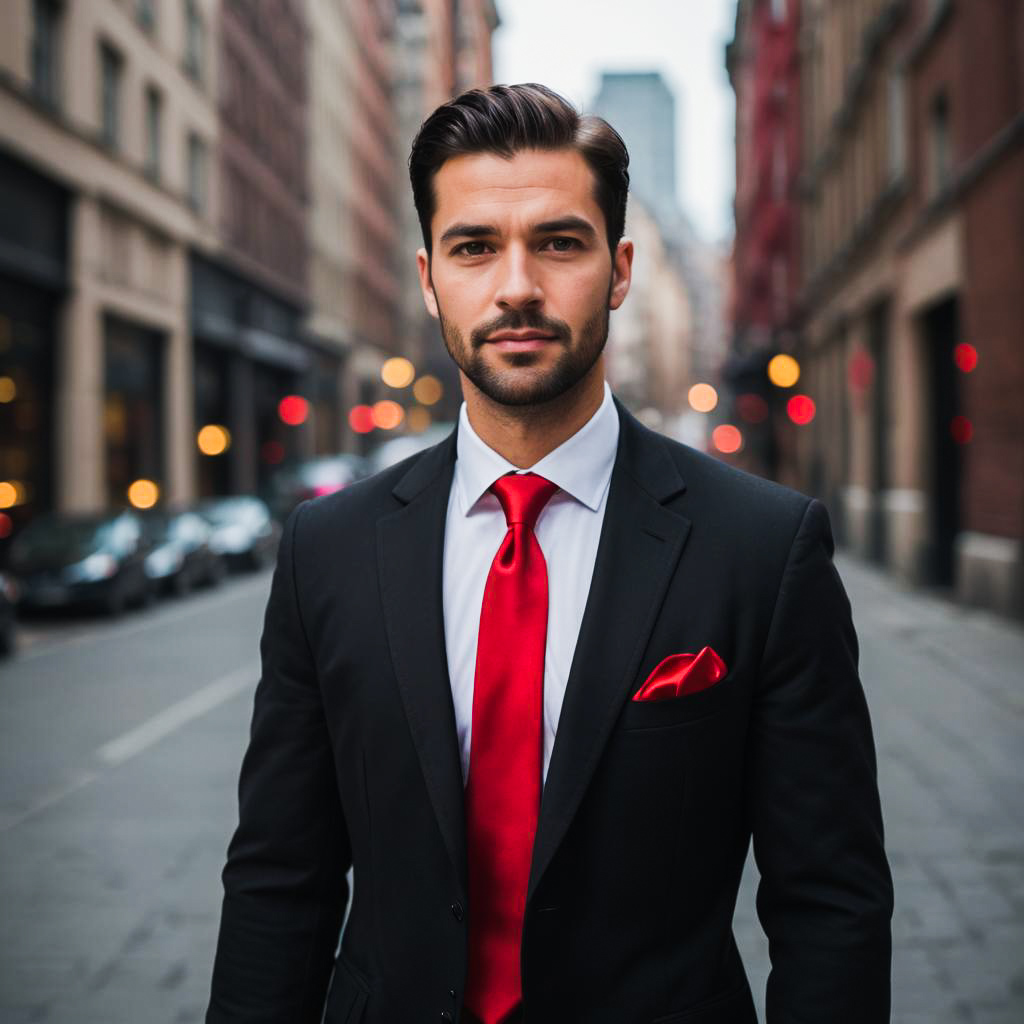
[470,310,572,348]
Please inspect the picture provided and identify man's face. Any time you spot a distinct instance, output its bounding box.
[417,148,632,407]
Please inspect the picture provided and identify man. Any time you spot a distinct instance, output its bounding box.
[207,84,892,1023]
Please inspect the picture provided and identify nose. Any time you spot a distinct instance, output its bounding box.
[494,244,543,311]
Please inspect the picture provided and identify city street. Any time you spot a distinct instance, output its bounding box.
[1,554,1022,1023]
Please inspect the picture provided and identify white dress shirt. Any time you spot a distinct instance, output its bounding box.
[442,382,619,785]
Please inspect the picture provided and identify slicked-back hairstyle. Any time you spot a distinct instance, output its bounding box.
[409,83,630,256]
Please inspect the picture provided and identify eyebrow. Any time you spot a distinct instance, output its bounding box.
[438,215,599,246]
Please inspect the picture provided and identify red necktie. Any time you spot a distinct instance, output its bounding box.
[464,473,558,1024]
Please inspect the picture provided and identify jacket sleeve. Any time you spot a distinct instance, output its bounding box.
[749,499,893,1023]
[207,501,350,1023]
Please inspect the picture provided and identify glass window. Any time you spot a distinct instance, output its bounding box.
[99,41,122,149]
[136,0,157,33]
[887,70,906,183]
[184,0,205,84]
[930,92,952,197]
[144,85,162,180]
[30,0,61,108]
[770,0,786,22]
[187,132,207,213]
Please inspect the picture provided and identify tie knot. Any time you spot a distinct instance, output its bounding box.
[490,473,558,530]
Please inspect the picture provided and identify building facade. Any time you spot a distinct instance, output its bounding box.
[0,0,220,528]
[734,0,1024,619]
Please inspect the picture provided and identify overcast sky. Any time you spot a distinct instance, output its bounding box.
[493,0,738,243]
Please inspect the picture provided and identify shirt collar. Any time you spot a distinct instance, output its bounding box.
[453,380,619,516]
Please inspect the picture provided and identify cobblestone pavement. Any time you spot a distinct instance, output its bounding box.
[1,555,1022,1022]
[735,555,1024,1023]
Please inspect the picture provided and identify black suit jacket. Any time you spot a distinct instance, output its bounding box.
[207,402,893,1024]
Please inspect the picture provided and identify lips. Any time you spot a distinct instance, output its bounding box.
[486,331,557,343]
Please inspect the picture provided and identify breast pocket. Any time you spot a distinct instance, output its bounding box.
[618,673,741,731]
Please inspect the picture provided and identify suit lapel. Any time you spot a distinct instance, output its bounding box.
[377,432,469,896]
[528,405,691,899]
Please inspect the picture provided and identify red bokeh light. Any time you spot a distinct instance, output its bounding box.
[950,415,973,444]
[349,405,375,434]
[712,424,743,455]
[787,394,816,425]
[736,392,769,423]
[261,440,285,464]
[0,513,11,539]
[278,395,309,426]
[953,343,978,373]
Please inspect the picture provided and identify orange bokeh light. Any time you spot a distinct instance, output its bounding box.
[712,424,743,455]
[372,400,404,430]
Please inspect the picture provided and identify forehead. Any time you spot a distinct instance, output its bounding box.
[431,148,603,238]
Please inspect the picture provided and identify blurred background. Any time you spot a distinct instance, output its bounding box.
[0,1,1021,1022]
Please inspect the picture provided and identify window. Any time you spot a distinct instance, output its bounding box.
[184,0,205,83]
[144,85,162,180]
[136,0,156,33]
[929,91,952,196]
[187,132,207,213]
[770,0,786,22]
[30,0,61,108]
[887,70,906,183]
[99,42,123,149]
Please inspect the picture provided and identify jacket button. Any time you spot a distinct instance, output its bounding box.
[441,1013,453,1022]
[451,901,464,922]
[448,988,456,998]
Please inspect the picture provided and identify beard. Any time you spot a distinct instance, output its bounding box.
[436,294,611,408]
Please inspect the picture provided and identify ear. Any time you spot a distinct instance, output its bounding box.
[609,237,633,311]
[416,248,440,319]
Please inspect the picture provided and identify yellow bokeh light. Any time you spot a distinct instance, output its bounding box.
[381,357,416,389]
[688,383,719,413]
[413,374,443,405]
[197,424,231,456]
[0,480,25,509]
[0,376,16,403]
[768,353,801,388]
[128,478,160,510]
[406,406,432,433]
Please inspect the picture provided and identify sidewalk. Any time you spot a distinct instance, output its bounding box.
[734,553,1024,1023]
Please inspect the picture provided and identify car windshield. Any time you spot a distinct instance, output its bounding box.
[11,518,114,562]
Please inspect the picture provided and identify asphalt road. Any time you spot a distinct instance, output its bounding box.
[0,556,1021,1022]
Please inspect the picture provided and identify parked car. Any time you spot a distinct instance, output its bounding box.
[8,510,156,615]
[267,454,368,523]
[0,572,17,655]
[196,496,280,571]
[142,509,226,596]
[368,424,455,474]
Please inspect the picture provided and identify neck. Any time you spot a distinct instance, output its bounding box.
[462,360,606,468]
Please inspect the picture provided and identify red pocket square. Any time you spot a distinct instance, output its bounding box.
[632,646,728,701]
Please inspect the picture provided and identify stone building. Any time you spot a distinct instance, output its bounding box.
[0,0,220,524]
[796,0,1024,617]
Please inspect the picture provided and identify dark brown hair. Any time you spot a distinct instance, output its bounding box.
[409,83,630,255]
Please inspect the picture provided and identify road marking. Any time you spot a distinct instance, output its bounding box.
[0,663,258,833]
[96,663,258,767]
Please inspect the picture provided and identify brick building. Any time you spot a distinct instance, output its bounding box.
[796,0,1024,617]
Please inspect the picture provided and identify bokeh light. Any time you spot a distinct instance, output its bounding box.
[128,478,159,509]
[787,395,816,425]
[953,343,978,373]
[0,375,16,403]
[0,481,23,509]
[688,382,718,412]
[950,416,973,444]
[372,400,404,430]
[381,357,416,389]
[406,406,432,433]
[712,424,743,454]
[413,375,443,405]
[278,395,309,426]
[0,513,11,539]
[768,353,800,388]
[197,424,231,456]
[349,405,375,434]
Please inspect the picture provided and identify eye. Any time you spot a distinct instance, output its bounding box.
[544,237,581,252]
[453,241,491,257]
